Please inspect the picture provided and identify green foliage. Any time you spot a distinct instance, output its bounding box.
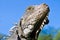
[38,34,53,40]
[53,31,60,40]
[0,33,8,40]
[37,30,60,40]
[0,34,4,40]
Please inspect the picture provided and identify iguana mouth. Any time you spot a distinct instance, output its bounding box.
[29,13,49,40]
[26,3,50,40]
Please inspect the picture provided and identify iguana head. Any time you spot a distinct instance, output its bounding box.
[8,3,50,40]
[20,3,50,38]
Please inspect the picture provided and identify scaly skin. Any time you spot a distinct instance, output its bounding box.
[7,3,50,40]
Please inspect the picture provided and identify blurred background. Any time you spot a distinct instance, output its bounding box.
[0,0,60,40]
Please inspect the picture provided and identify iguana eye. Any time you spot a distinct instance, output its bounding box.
[26,6,34,12]
[28,6,34,10]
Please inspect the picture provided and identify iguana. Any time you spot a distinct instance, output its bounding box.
[7,3,50,40]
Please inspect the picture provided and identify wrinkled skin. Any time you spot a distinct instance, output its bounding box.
[19,3,50,40]
[7,3,50,40]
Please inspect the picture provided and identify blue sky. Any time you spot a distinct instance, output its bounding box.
[0,0,60,34]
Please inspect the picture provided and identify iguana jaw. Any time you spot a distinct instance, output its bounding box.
[28,3,50,39]
[21,3,50,38]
